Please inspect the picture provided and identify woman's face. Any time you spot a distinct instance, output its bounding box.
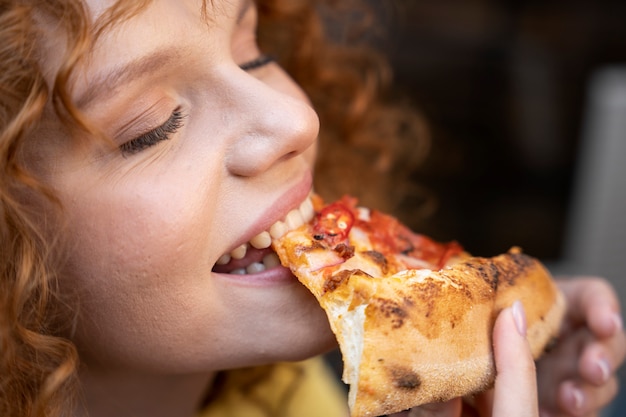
[38,0,335,373]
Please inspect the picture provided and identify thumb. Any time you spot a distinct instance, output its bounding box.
[492,301,539,417]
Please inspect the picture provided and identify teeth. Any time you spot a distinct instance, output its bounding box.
[269,221,288,239]
[285,209,304,230]
[300,198,315,222]
[246,262,265,274]
[250,231,272,249]
[230,243,247,260]
[217,194,315,273]
[237,253,283,275]
[262,253,281,268]
[216,254,231,265]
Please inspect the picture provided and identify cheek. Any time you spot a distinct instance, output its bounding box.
[55,177,218,365]
[63,186,208,284]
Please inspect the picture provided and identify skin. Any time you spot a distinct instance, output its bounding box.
[37,1,334,415]
[28,0,625,416]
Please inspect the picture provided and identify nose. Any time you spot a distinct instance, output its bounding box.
[223,67,320,177]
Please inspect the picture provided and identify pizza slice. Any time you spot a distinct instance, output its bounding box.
[271,194,566,417]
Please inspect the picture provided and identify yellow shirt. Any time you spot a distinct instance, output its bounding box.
[197,357,349,417]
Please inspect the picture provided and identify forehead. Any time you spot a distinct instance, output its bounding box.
[68,0,249,109]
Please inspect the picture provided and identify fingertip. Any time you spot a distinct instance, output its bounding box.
[610,312,623,334]
[580,344,615,386]
[559,380,585,415]
[591,310,623,340]
[597,357,611,383]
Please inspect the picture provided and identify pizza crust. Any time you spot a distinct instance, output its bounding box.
[272,197,566,417]
[324,250,565,416]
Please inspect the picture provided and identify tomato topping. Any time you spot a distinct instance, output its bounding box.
[365,209,464,270]
[313,202,355,242]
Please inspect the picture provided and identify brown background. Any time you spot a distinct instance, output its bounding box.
[381,0,626,261]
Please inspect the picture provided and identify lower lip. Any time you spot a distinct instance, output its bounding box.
[213,265,300,287]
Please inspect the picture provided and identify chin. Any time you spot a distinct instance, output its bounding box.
[247,314,338,366]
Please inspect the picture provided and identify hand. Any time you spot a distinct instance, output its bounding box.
[535,277,626,417]
[389,302,539,417]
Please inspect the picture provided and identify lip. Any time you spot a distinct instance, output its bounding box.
[211,170,313,283]
[221,170,313,256]
[212,264,298,287]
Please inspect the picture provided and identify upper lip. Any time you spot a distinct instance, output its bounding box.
[218,170,313,259]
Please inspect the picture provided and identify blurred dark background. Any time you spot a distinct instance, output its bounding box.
[382,0,626,260]
[326,3,626,414]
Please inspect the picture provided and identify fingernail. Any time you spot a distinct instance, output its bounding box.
[611,313,623,333]
[512,300,527,336]
[597,357,611,383]
[572,387,584,411]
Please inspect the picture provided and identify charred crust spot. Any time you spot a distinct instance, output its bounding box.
[313,234,325,240]
[390,367,421,390]
[497,252,534,286]
[411,279,441,319]
[323,269,371,293]
[333,243,355,260]
[323,269,354,293]
[465,253,534,291]
[465,262,499,291]
[373,298,407,328]
[298,240,327,253]
[361,250,388,273]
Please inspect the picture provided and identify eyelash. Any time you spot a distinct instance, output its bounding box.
[239,54,274,71]
[120,108,186,155]
[118,54,271,156]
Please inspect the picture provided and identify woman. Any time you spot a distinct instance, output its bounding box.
[0,1,623,416]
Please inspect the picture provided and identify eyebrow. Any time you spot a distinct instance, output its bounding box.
[75,48,183,109]
[75,0,252,109]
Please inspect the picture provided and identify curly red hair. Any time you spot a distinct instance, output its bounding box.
[0,1,429,416]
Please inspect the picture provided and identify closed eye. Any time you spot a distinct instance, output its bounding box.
[239,54,274,71]
[120,108,186,155]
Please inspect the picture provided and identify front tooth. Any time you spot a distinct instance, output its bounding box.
[246,262,266,274]
[269,220,288,239]
[230,243,248,260]
[250,231,272,249]
[216,254,231,265]
[231,268,246,275]
[262,253,281,269]
[300,198,315,223]
[285,209,304,230]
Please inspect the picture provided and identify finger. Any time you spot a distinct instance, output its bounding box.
[557,278,623,338]
[578,334,626,386]
[536,329,588,410]
[556,377,619,417]
[537,328,625,416]
[404,398,462,417]
[492,301,538,417]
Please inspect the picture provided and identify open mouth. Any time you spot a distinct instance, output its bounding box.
[211,195,315,275]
